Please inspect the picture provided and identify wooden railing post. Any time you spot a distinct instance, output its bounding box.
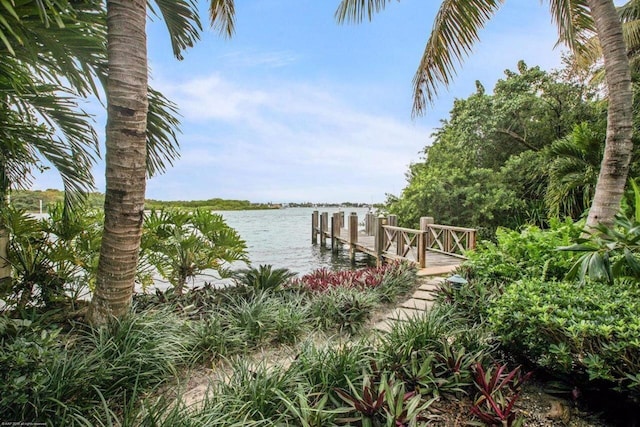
[349,212,358,263]
[311,210,319,244]
[419,217,434,268]
[339,211,345,229]
[365,213,375,235]
[375,215,387,267]
[468,229,477,251]
[387,215,402,256]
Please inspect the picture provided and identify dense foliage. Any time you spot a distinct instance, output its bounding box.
[445,216,640,412]
[490,278,640,397]
[145,197,279,211]
[0,263,428,425]
[0,205,248,307]
[387,61,640,237]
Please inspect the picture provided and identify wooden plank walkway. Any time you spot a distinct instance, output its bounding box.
[336,228,463,269]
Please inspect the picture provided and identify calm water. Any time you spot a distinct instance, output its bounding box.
[215,207,374,277]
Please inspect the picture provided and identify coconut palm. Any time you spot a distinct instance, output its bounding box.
[88,0,236,324]
[0,1,188,292]
[336,0,632,228]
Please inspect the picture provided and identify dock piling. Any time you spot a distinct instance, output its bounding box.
[349,212,358,263]
[311,210,319,244]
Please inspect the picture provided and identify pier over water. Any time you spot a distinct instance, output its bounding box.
[311,211,476,275]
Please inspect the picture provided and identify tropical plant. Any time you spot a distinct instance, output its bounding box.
[470,363,532,427]
[336,0,633,229]
[143,208,248,294]
[545,122,606,219]
[236,264,297,293]
[562,179,640,284]
[489,278,640,397]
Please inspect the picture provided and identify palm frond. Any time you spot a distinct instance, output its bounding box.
[334,0,395,24]
[209,0,236,38]
[1,0,106,97]
[619,0,640,22]
[412,0,504,115]
[149,0,202,60]
[624,19,640,55]
[549,0,595,55]
[146,87,181,177]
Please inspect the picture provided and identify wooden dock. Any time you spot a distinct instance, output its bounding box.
[311,211,476,271]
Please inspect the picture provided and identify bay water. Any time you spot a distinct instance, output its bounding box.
[215,207,374,277]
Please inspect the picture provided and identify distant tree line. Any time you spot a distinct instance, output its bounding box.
[10,190,279,212]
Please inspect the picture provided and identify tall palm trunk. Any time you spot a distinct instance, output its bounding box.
[88,0,148,325]
[0,173,10,289]
[0,226,9,288]
[586,0,634,228]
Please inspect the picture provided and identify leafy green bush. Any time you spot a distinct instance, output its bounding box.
[462,218,581,286]
[489,278,640,397]
[448,219,581,323]
[291,340,377,395]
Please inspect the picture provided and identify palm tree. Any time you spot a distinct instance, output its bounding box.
[336,0,632,228]
[88,0,236,324]
[545,122,606,219]
[0,2,186,292]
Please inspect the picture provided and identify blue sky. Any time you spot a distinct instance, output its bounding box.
[35,1,569,203]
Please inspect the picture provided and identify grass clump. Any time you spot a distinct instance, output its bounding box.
[0,309,193,425]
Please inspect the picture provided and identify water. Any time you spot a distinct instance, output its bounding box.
[33,208,376,292]
[215,207,374,277]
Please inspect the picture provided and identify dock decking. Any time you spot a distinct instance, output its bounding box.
[311,211,476,271]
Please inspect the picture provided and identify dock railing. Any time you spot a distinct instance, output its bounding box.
[311,211,476,267]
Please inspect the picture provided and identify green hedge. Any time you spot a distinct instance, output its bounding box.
[489,278,640,397]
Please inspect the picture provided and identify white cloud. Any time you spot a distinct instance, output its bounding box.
[148,73,432,202]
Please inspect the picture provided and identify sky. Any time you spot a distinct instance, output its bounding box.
[34,1,570,204]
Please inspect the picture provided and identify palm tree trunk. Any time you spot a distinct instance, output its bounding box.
[88,0,148,324]
[0,183,10,289]
[0,227,9,288]
[586,0,633,228]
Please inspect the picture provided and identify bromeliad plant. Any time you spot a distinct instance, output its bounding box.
[292,262,407,293]
[470,363,532,427]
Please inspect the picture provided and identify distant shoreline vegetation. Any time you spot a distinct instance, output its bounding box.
[10,189,381,212]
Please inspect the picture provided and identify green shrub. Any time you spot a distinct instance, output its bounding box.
[235,264,297,293]
[309,287,378,334]
[461,218,581,286]
[489,278,640,397]
[291,340,377,395]
[372,262,417,303]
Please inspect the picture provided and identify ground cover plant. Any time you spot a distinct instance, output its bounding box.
[0,261,423,425]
